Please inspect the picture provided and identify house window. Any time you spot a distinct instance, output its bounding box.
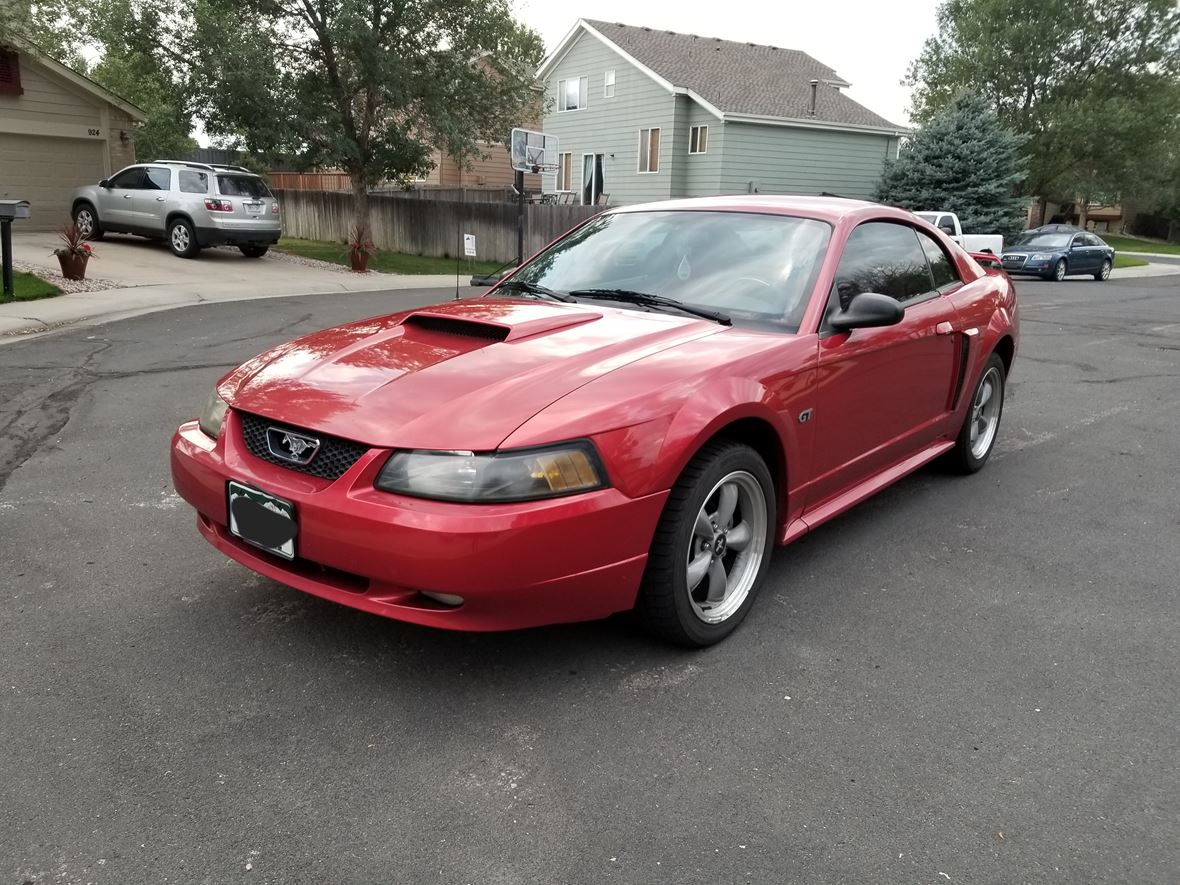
[558,77,588,111]
[556,152,573,191]
[0,50,23,96]
[604,70,615,98]
[638,128,661,173]
[689,125,709,154]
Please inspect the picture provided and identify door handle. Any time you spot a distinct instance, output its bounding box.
[935,321,955,335]
[123,194,132,199]
[156,197,166,201]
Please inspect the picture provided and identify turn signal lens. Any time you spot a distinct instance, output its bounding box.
[528,449,600,493]
[198,389,229,439]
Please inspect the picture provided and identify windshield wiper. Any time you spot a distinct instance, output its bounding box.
[568,288,732,326]
[496,278,577,303]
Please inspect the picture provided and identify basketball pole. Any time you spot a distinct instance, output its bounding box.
[515,169,525,267]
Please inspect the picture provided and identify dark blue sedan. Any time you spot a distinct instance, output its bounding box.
[1001,226,1116,282]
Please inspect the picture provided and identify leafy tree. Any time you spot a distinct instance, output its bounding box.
[874,93,1027,237]
[907,0,1180,206]
[88,50,196,160]
[0,0,88,67]
[104,0,544,236]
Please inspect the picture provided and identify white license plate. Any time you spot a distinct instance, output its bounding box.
[245,203,264,215]
[227,481,296,560]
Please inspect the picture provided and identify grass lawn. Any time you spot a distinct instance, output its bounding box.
[3,271,61,302]
[276,238,504,276]
[1102,234,1180,256]
[1114,254,1149,269]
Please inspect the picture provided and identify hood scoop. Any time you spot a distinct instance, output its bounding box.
[403,313,510,341]
[401,304,602,343]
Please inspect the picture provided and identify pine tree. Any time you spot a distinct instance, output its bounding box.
[874,94,1027,237]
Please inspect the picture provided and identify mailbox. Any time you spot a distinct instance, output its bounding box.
[0,200,31,221]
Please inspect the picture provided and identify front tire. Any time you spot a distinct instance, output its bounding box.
[1046,258,1067,282]
[636,441,775,647]
[1095,259,1111,281]
[73,203,103,241]
[239,245,269,258]
[948,353,1006,474]
[168,218,199,259]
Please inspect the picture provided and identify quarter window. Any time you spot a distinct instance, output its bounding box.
[179,170,209,194]
[916,230,960,289]
[604,69,615,98]
[144,167,172,191]
[832,222,935,309]
[558,77,588,111]
[689,125,708,154]
[638,128,661,173]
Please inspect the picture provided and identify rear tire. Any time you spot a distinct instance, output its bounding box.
[73,203,104,241]
[635,441,775,647]
[239,245,269,258]
[168,218,199,259]
[1095,259,1111,281]
[947,353,1006,474]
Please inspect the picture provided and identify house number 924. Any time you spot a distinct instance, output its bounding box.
[87,128,101,136]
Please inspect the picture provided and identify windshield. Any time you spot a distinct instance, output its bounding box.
[1013,233,1072,249]
[508,210,832,330]
[216,175,271,197]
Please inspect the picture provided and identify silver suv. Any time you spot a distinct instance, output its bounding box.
[71,161,281,259]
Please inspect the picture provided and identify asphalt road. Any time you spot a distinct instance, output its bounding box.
[1,276,1178,884]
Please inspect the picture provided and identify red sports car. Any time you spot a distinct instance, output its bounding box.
[171,196,1018,646]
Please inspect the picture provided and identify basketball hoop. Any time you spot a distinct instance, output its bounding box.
[510,127,559,174]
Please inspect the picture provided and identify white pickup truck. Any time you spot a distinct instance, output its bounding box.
[915,212,1004,255]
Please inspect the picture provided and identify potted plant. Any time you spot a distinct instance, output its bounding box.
[348,226,374,272]
[53,224,95,281]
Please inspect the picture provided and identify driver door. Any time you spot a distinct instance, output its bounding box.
[806,222,962,507]
[97,167,143,229]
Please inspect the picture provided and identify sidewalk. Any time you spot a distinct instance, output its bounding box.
[1,232,472,342]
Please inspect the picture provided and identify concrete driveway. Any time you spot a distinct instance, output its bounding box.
[2,232,463,339]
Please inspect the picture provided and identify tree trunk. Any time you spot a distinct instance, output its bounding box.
[350,172,371,241]
[1078,196,1090,230]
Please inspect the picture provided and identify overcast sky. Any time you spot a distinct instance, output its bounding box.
[513,0,941,127]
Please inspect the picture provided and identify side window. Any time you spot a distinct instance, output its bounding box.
[916,230,960,289]
[832,222,935,311]
[144,167,172,191]
[1084,233,1102,247]
[1070,234,1085,249]
[109,168,144,189]
[179,170,209,194]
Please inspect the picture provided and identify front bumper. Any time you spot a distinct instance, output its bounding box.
[170,412,667,631]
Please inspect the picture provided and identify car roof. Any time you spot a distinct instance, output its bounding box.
[607,194,906,225]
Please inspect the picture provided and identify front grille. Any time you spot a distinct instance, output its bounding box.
[238,412,369,481]
[1003,256,1026,270]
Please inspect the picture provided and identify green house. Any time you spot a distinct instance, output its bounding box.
[538,20,908,206]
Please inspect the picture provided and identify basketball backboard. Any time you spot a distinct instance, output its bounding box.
[510,127,559,174]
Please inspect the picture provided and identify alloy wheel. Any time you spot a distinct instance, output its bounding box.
[76,210,93,237]
[969,366,1003,460]
[685,470,768,624]
[171,224,190,253]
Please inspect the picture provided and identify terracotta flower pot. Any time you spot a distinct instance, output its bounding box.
[57,252,89,281]
[349,250,370,273]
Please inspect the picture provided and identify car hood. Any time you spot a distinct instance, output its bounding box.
[218,298,725,450]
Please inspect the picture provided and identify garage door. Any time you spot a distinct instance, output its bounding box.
[0,134,105,232]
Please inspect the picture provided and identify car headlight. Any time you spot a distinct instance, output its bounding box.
[375,442,607,503]
[198,389,229,439]
[1030,253,1052,261]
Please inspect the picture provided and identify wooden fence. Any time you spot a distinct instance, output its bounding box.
[273,189,603,264]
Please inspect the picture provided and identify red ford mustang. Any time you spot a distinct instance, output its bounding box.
[171,196,1018,646]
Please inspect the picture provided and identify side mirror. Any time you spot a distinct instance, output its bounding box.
[98,179,110,188]
[829,292,904,332]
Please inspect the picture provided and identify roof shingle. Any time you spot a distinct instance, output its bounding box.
[582,20,902,131]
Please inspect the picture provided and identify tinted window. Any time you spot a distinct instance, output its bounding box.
[511,210,832,330]
[216,175,270,197]
[917,230,959,288]
[179,170,209,194]
[144,167,172,190]
[833,222,934,307]
[109,168,144,189]
[1013,232,1072,249]
[1084,233,1103,247]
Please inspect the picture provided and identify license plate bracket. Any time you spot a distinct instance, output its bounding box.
[227,481,297,560]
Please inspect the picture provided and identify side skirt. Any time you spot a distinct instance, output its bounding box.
[779,439,955,544]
